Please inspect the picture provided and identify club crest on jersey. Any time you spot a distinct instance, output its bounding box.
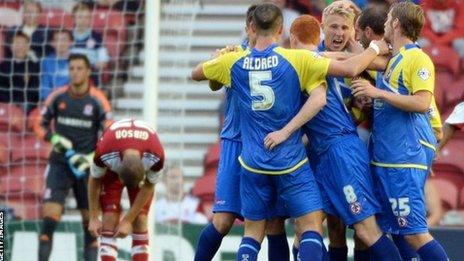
[385,68,393,81]
[350,202,362,215]
[398,217,408,227]
[417,68,431,81]
[58,101,67,110]
[83,104,93,116]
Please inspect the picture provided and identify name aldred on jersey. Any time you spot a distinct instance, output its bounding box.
[115,129,149,140]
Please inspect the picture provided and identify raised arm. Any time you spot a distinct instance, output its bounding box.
[327,40,389,77]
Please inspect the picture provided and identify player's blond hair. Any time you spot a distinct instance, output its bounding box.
[322,6,355,25]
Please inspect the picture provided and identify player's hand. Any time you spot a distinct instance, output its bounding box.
[67,152,92,178]
[114,219,132,238]
[50,134,73,153]
[88,218,102,237]
[371,40,390,56]
[264,129,291,150]
[351,79,382,99]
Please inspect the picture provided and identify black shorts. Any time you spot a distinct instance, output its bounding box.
[43,160,89,209]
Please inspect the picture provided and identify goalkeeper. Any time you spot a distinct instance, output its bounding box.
[34,53,112,261]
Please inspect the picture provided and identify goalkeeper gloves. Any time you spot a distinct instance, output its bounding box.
[66,151,94,178]
[50,134,73,153]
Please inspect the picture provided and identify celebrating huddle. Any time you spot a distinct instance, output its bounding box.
[192,1,448,261]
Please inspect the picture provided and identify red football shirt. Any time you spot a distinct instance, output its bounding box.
[91,119,165,183]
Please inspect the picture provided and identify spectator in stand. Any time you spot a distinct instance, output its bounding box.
[155,167,208,224]
[40,30,73,101]
[419,0,464,59]
[265,0,300,47]
[0,32,40,114]
[6,0,51,59]
[438,102,464,151]
[70,2,109,86]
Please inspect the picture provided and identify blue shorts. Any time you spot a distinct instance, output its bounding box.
[313,136,380,225]
[240,162,323,221]
[213,139,242,218]
[373,166,429,235]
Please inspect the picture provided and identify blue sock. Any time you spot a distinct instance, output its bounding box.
[237,237,261,261]
[329,246,348,261]
[267,234,290,261]
[417,239,448,261]
[292,245,299,261]
[299,231,324,261]
[354,249,369,261]
[392,234,420,260]
[369,234,402,261]
[194,223,224,261]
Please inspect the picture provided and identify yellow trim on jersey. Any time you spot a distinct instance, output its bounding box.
[274,47,330,94]
[238,156,308,175]
[202,49,250,87]
[371,161,428,170]
[419,140,436,151]
[385,47,435,95]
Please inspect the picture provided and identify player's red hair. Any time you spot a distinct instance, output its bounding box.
[290,15,321,46]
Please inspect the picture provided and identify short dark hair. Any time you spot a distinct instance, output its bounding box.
[69,53,91,68]
[12,31,30,43]
[52,29,74,41]
[252,3,283,36]
[358,6,388,35]
[246,4,258,27]
[72,1,92,14]
[390,2,425,42]
[120,154,145,188]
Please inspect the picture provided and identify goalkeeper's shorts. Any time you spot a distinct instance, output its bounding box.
[43,160,89,209]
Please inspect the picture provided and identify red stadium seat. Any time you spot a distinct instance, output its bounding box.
[435,71,454,110]
[436,139,464,171]
[0,164,46,197]
[432,178,459,210]
[0,103,25,132]
[424,46,461,77]
[192,174,216,199]
[10,134,51,163]
[7,197,42,220]
[39,8,73,29]
[460,187,464,209]
[0,7,21,27]
[92,9,126,59]
[204,141,220,172]
[432,163,464,191]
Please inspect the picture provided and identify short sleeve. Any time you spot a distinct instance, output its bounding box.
[146,170,162,184]
[410,53,435,94]
[429,98,442,129]
[300,51,330,94]
[202,55,232,86]
[90,163,106,178]
[202,50,248,87]
[446,102,464,129]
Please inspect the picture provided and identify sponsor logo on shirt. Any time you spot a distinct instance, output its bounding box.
[83,104,93,116]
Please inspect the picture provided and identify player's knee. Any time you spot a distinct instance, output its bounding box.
[353,218,382,246]
[133,214,148,232]
[295,211,324,235]
[404,232,434,249]
[42,202,62,220]
[212,213,235,234]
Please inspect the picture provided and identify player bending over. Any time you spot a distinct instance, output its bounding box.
[88,119,165,261]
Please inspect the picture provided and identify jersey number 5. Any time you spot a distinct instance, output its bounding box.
[249,71,275,111]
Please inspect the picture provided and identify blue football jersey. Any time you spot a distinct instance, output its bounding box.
[203,43,330,174]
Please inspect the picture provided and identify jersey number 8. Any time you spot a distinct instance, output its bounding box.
[249,71,275,111]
